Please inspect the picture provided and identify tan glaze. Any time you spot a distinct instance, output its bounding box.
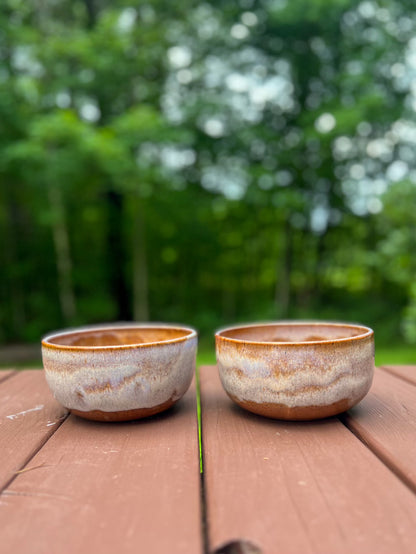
[227,393,353,421]
[42,324,197,422]
[70,396,175,422]
[46,327,188,347]
[215,322,374,420]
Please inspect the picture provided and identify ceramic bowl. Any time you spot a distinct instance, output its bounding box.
[42,324,197,421]
[215,322,374,420]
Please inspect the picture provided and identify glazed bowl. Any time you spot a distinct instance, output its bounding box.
[42,324,197,421]
[215,322,374,420]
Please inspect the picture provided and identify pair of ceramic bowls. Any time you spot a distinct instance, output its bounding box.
[41,322,375,422]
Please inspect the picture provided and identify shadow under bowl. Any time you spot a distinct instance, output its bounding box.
[215,322,374,421]
[42,324,197,421]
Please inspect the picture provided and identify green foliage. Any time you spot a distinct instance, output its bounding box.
[403,284,416,344]
[0,0,415,355]
[375,182,416,342]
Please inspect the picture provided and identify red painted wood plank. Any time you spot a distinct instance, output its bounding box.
[200,365,416,554]
[0,379,201,554]
[379,365,416,386]
[0,370,68,490]
[342,366,416,492]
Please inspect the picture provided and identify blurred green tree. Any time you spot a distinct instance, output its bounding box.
[0,0,415,348]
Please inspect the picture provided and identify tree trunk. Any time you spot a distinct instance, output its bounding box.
[222,282,236,321]
[48,184,77,322]
[310,231,326,304]
[275,218,292,318]
[132,195,149,321]
[83,0,97,28]
[106,190,131,321]
[4,186,26,336]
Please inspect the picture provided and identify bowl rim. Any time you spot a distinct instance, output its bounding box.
[42,323,197,350]
[215,321,374,346]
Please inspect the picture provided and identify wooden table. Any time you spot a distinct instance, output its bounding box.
[1,365,416,553]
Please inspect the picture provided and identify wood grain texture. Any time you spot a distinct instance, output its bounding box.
[379,365,416,387]
[342,366,416,492]
[0,370,68,490]
[200,365,416,554]
[0,379,201,554]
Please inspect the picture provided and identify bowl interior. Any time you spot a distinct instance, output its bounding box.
[217,323,372,344]
[44,326,194,348]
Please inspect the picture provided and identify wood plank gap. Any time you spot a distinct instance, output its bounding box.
[201,473,210,554]
[196,366,204,475]
[197,367,211,554]
[0,370,17,384]
[378,365,416,387]
[0,411,70,495]
[338,413,416,497]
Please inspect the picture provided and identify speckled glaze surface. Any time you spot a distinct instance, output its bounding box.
[215,322,374,420]
[42,324,197,421]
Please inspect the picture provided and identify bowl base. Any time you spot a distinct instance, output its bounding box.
[70,397,176,422]
[228,392,357,421]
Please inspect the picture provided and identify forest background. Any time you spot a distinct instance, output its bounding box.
[1,0,415,365]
